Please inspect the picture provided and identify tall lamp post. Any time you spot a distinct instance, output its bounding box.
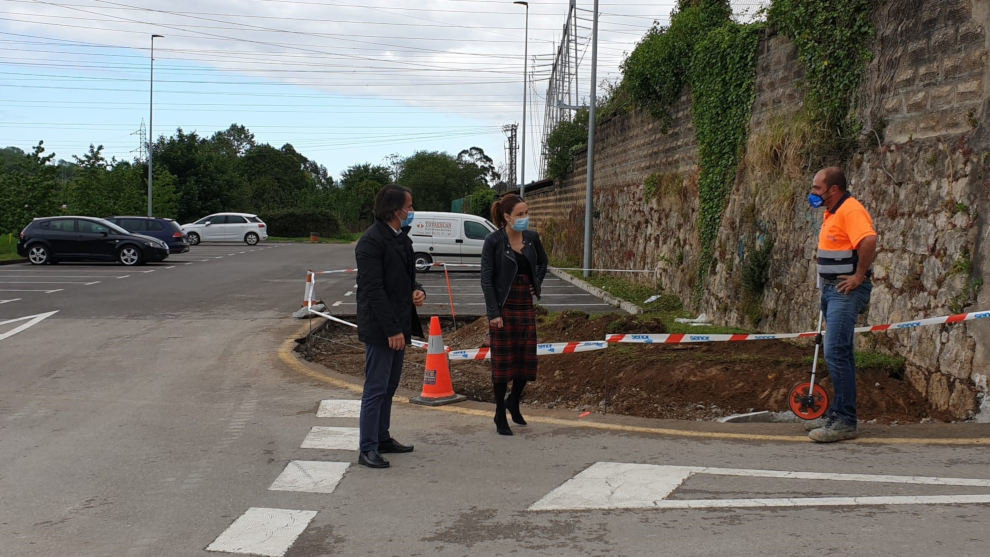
[513,1,528,198]
[148,34,164,217]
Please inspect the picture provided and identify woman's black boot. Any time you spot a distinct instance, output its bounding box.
[506,380,527,425]
[493,382,512,435]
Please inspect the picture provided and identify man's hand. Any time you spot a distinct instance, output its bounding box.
[413,289,426,307]
[490,317,504,329]
[835,273,864,294]
[387,332,406,351]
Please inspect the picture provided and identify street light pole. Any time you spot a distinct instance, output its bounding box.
[513,1,528,198]
[583,1,598,278]
[148,34,163,217]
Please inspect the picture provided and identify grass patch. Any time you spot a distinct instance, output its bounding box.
[551,265,754,336]
[0,233,21,261]
[802,351,906,376]
[268,233,360,244]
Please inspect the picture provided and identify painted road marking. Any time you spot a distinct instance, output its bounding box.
[0,289,63,293]
[0,274,122,278]
[206,507,317,557]
[317,399,362,418]
[0,298,21,304]
[529,462,990,511]
[0,280,99,284]
[0,311,58,342]
[269,461,350,494]
[84,281,100,286]
[331,301,342,307]
[344,290,353,297]
[300,426,359,450]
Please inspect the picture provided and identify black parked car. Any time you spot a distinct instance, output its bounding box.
[17,216,170,266]
[105,216,190,254]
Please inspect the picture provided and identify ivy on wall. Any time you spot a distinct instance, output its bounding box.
[768,0,875,160]
[689,22,762,297]
[621,1,732,128]
[542,0,874,311]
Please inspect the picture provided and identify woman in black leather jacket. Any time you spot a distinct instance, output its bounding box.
[480,194,548,435]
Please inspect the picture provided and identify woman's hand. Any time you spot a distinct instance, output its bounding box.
[490,317,504,329]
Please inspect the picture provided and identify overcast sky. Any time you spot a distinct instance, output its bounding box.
[0,0,767,182]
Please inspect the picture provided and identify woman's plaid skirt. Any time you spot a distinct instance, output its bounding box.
[489,274,538,383]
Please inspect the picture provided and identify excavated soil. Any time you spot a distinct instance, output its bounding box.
[300,311,953,424]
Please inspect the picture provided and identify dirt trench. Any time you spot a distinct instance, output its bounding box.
[300,312,952,424]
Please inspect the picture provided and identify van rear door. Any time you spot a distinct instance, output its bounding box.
[410,217,460,269]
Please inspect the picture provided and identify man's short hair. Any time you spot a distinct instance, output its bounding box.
[373,184,411,221]
[821,166,847,191]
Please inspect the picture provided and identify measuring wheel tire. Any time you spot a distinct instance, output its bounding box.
[788,382,829,420]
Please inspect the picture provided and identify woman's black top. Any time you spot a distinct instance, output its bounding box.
[514,248,533,278]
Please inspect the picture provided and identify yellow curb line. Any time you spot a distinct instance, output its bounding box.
[279,323,990,446]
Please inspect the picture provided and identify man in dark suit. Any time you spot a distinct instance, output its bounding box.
[354,184,426,469]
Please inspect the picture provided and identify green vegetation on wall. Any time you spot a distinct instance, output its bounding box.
[544,108,589,181]
[689,22,763,297]
[621,1,732,128]
[768,0,875,161]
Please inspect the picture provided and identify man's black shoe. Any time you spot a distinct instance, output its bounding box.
[358,450,390,468]
[378,438,414,453]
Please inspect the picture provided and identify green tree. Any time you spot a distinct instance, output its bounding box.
[153,128,246,222]
[0,142,61,233]
[241,143,317,212]
[544,109,589,180]
[398,150,486,212]
[457,147,500,186]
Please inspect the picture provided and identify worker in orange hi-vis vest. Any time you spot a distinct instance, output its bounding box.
[806,166,878,443]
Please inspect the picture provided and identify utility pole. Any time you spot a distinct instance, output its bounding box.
[503,124,518,190]
[513,1,529,197]
[148,34,163,217]
[583,1,599,278]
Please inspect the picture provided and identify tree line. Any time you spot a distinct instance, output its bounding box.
[0,123,502,235]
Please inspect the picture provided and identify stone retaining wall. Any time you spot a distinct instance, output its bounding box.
[525,0,990,419]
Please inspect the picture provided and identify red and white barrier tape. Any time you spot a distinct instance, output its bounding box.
[448,341,608,360]
[607,309,990,344]
[307,309,430,349]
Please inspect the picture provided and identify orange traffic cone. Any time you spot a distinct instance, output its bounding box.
[410,316,467,407]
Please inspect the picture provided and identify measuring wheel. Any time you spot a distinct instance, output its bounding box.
[788,382,829,420]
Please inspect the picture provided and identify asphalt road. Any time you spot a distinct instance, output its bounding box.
[1,242,989,557]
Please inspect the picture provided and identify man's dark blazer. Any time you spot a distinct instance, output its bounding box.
[355,219,425,346]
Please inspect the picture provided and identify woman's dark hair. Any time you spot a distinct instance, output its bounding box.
[490,193,524,228]
[373,184,411,221]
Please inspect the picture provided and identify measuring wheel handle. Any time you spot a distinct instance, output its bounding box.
[788,382,829,420]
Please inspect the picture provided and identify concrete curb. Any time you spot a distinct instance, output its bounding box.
[0,258,26,266]
[280,320,990,446]
[549,267,642,314]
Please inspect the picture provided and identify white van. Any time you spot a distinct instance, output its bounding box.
[408,211,497,272]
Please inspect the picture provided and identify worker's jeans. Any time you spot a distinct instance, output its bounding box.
[821,281,872,427]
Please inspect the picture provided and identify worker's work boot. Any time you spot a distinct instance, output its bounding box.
[802,417,833,432]
[808,421,858,443]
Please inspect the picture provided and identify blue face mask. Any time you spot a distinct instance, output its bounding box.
[511,217,529,231]
[808,193,824,208]
[401,210,414,227]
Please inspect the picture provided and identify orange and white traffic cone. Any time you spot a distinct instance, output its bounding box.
[410,316,466,406]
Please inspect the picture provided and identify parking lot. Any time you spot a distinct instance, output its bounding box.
[311,267,617,320]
